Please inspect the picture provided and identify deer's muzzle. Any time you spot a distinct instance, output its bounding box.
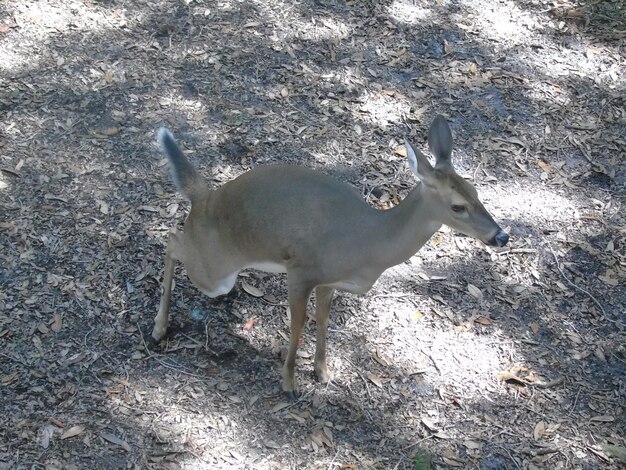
[489,229,509,247]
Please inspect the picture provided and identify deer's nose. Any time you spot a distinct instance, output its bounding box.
[490,230,509,247]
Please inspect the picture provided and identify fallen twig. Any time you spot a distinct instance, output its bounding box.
[549,246,612,322]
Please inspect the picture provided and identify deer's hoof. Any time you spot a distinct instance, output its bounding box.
[151,326,167,343]
[315,365,331,384]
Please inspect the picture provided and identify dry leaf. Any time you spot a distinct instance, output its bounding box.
[1,373,18,385]
[395,146,407,158]
[493,136,528,148]
[310,429,332,448]
[530,323,540,334]
[93,127,120,138]
[263,293,278,304]
[64,351,87,366]
[243,317,256,332]
[131,351,144,360]
[594,347,606,362]
[49,417,64,428]
[242,281,264,297]
[51,314,63,332]
[533,421,545,439]
[40,425,55,449]
[497,371,527,386]
[310,433,323,449]
[287,412,305,423]
[474,316,491,326]
[271,402,290,413]
[441,456,464,467]
[96,199,109,215]
[373,348,390,367]
[137,205,158,212]
[590,415,615,423]
[467,283,483,302]
[421,417,438,431]
[463,439,483,450]
[598,275,619,286]
[563,8,584,18]
[264,440,281,449]
[229,450,244,461]
[61,425,85,439]
[322,426,333,444]
[44,193,68,203]
[366,372,383,388]
[101,432,131,452]
[537,160,552,173]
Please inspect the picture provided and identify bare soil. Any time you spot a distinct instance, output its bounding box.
[0,0,625,469]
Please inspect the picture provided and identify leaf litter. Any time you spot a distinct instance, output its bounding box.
[0,0,624,468]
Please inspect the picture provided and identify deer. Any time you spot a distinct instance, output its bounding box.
[151,115,509,398]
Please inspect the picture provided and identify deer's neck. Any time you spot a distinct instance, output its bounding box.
[374,184,441,269]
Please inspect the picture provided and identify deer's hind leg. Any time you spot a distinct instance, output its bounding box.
[313,286,334,384]
[152,229,184,342]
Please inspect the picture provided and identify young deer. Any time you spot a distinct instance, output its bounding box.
[152,115,508,397]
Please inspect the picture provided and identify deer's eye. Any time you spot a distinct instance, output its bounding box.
[451,205,466,213]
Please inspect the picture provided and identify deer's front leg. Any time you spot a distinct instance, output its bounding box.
[152,230,183,342]
[282,278,313,399]
[314,286,334,384]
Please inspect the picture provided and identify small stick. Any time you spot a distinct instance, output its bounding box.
[346,359,374,400]
[549,247,610,320]
[0,167,21,177]
[355,370,373,401]
[370,292,415,301]
[327,450,340,470]
[0,352,28,366]
[136,322,155,359]
[137,324,216,379]
[497,248,538,255]
[402,435,432,451]
[495,444,522,470]
[279,389,315,413]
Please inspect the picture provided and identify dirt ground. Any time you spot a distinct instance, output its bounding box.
[1,0,625,468]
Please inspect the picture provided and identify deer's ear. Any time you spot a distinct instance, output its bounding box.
[428,115,453,169]
[405,138,434,183]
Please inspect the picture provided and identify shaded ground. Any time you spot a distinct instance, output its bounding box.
[1,0,625,468]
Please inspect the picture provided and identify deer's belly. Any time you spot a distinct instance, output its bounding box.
[326,278,377,295]
[246,261,288,274]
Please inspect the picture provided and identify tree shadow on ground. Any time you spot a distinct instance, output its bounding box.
[1,0,625,468]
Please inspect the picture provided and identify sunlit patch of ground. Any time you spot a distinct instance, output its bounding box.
[1,0,624,468]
